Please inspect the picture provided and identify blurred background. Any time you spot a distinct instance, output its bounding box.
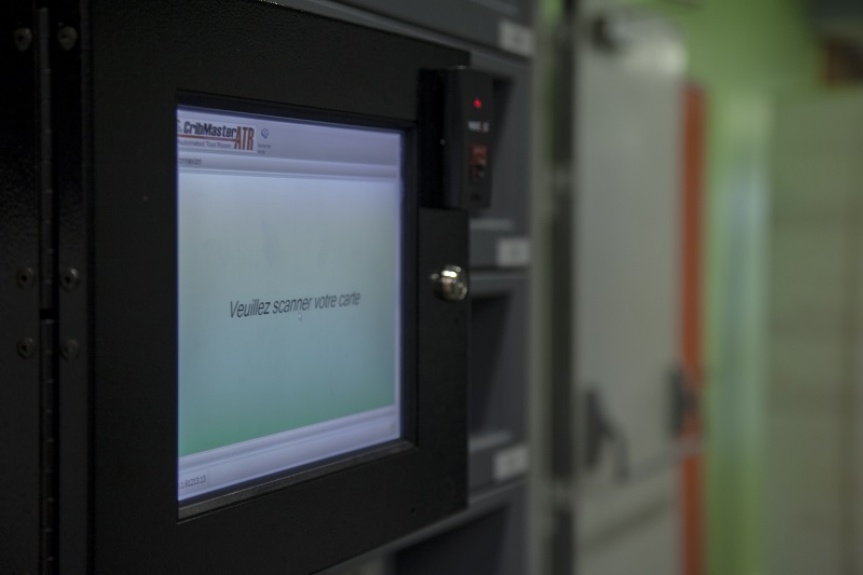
[530,0,863,574]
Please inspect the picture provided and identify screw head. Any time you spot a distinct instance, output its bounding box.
[13,28,32,51]
[60,268,79,291]
[57,26,77,50]
[16,267,35,289]
[17,337,36,359]
[60,339,80,360]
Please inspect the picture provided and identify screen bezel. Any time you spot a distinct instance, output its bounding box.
[175,94,419,516]
[85,2,468,572]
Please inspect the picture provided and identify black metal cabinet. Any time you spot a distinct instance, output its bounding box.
[1,0,531,572]
[3,1,479,573]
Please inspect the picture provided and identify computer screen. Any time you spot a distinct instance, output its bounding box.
[176,105,404,502]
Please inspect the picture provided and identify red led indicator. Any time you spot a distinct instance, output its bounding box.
[473,98,483,109]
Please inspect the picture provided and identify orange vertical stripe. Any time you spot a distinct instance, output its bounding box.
[680,82,706,575]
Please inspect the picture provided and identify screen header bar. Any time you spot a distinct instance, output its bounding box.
[177,106,402,170]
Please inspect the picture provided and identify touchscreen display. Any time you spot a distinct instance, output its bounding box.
[177,106,403,501]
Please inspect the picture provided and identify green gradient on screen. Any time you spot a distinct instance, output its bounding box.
[178,171,400,457]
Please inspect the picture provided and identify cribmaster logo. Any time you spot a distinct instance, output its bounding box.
[177,118,256,151]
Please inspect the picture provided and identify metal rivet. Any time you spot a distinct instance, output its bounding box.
[57,26,77,50]
[13,28,32,51]
[16,267,36,289]
[60,268,79,291]
[60,339,80,360]
[17,337,36,359]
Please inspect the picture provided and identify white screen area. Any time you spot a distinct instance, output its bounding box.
[177,107,402,501]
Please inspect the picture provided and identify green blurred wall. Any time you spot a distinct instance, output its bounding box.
[658,2,820,574]
[606,0,822,572]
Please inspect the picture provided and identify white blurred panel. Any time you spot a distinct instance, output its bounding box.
[574,8,683,575]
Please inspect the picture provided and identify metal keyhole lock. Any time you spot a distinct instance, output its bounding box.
[431,264,468,302]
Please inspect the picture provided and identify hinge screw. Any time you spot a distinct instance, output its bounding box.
[60,339,80,361]
[17,337,36,359]
[60,268,80,291]
[57,26,77,50]
[16,267,36,289]
[13,28,32,51]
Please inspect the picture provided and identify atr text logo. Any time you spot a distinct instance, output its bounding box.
[178,120,256,151]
